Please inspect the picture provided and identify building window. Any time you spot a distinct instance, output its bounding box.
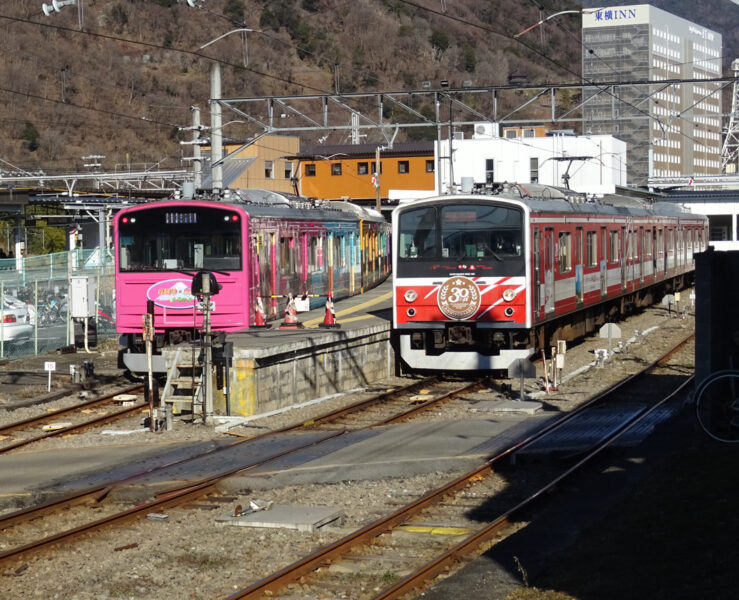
[398,160,410,174]
[523,128,535,138]
[426,159,435,173]
[504,129,518,139]
[264,160,274,179]
[530,157,539,183]
[331,162,342,176]
[358,162,369,175]
[284,162,293,179]
[485,159,495,184]
[305,164,316,176]
[372,161,382,174]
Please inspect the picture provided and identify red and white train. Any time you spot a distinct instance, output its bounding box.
[392,184,708,372]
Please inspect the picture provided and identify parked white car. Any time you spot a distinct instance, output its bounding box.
[0,296,33,343]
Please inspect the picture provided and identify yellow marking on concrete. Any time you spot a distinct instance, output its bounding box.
[398,525,474,536]
[302,291,392,326]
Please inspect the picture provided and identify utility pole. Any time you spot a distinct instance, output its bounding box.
[374,146,381,213]
[192,106,202,189]
[210,62,223,195]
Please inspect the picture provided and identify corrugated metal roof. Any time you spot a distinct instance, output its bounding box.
[291,141,435,160]
[201,157,255,189]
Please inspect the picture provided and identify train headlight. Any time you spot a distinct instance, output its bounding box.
[502,288,516,302]
[504,307,514,317]
[406,308,416,317]
[404,289,418,303]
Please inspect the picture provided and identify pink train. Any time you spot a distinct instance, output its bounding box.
[114,190,389,353]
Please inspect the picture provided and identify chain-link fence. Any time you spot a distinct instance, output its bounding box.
[0,250,115,360]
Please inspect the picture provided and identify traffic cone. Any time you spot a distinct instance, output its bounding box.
[250,296,272,329]
[319,295,340,328]
[279,293,304,329]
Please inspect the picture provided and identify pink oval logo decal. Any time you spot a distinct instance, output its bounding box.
[147,278,196,309]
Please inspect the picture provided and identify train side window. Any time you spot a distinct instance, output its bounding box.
[609,231,619,264]
[308,236,321,273]
[586,231,598,267]
[335,235,346,268]
[559,231,572,273]
[280,236,295,275]
[644,229,652,258]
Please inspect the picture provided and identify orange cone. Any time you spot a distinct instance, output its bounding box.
[250,296,272,329]
[319,295,340,328]
[279,293,304,329]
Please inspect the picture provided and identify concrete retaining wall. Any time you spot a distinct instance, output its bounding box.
[215,323,393,416]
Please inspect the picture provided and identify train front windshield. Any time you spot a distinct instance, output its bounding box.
[117,206,242,272]
[397,202,524,276]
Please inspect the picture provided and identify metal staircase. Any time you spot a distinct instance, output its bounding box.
[161,346,204,417]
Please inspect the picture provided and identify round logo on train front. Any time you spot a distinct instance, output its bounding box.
[437,276,481,320]
[147,279,196,309]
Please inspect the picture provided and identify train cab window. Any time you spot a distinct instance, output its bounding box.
[440,204,522,260]
[609,231,619,264]
[559,231,572,273]
[398,206,437,259]
[586,231,598,267]
[117,206,242,272]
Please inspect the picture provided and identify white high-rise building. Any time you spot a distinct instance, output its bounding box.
[582,4,722,186]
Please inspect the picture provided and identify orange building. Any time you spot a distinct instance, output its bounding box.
[293,142,436,201]
[202,135,301,194]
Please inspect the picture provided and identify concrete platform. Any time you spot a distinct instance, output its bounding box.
[161,278,395,419]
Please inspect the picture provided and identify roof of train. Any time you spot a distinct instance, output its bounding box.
[117,189,388,225]
[394,185,707,222]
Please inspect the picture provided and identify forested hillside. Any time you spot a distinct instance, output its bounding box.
[0,0,734,174]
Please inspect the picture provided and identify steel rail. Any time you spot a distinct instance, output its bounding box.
[0,384,143,436]
[0,376,439,531]
[0,402,148,455]
[224,333,695,600]
[0,482,216,564]
[0,376,461,561]
[152,377,484,498]
[374,371,696,599]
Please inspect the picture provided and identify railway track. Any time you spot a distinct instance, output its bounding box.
[0,334,695,599]
[0,384,145,455]
[224,333,695,600]
[0,375,483,564]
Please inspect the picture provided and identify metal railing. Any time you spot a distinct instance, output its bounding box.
[0,250,115,361]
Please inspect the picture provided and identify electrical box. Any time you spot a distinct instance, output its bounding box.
[70,276,96,318]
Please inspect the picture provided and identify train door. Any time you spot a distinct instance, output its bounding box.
[600,226,607,297]
[533,227,541,321]
[652,228,658,277]
[575,227,584,305]
[249,233,261,324]
[544,227,555,315]
[636,227,642,284]
[620,226,627,292]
